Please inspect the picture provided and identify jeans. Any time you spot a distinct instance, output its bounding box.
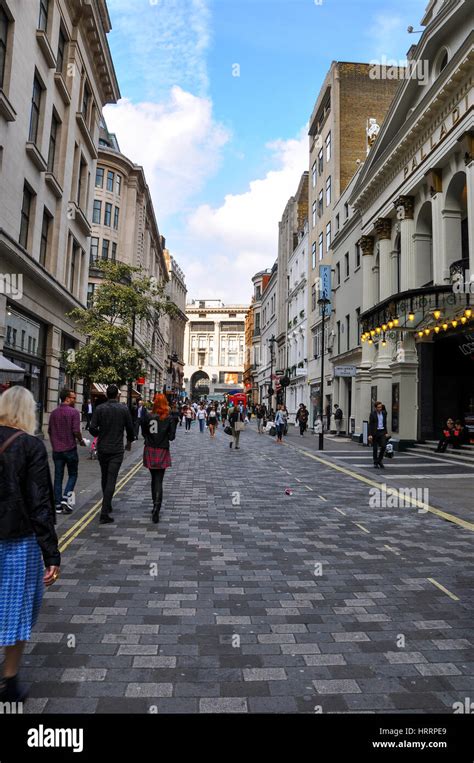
[276,424,284,441]
[185,418,192,430]
[199,418,205,432]
[97,451,124,517]
[52,448,79,507]
[232,429,241,448]
[372,431,387,464]
[257,418,263,433]
[150,469,165,508]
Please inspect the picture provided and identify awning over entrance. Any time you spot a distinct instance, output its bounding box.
[0,355,26,385]
[91,383,140,399]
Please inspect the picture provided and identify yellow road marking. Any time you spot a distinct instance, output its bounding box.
[334,507,346,516]
[58,461,143,551]
[285,443,474,532]
[353,522,370,534]
[427,577,460,602]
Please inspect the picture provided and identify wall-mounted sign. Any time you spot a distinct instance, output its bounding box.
[334,365,357,377]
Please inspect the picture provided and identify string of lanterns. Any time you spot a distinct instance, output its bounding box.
[361,306,473,344]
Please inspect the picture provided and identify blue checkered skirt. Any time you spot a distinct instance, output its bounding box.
[0,535,44,646]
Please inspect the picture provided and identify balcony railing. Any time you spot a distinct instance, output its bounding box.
[450,258,470,284]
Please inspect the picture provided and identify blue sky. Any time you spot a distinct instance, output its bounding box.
[104,0,427,303]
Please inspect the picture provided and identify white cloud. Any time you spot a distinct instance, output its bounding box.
[181,129,308,304]
[367,12,407,63]
[103,88,230,220]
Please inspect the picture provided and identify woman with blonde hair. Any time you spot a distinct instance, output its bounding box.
[0,386,60,702]
[141,393,177,523]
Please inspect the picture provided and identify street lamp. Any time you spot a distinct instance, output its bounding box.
[267,334,276,416]
[317,295,330,450]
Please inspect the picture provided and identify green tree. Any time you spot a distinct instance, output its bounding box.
[66,261,176,386]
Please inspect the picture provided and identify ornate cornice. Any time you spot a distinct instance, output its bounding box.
[358,235,375,257]
[374,218,392,240]
[393,195,415,220]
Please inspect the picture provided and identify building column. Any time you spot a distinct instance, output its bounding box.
[394,195,415,291]
[45,327,61,425]
[412,232,433,286]
[356,235,376,437]
[374,218,393,300]
[389,331,418,441]
[465,155,474,278]
[441,208,462,281]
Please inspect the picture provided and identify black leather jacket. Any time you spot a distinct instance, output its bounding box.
[0,426,60,567]
[141,413,177,449]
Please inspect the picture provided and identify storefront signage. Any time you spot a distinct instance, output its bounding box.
[334,365,357,377]
[403,94,468,181]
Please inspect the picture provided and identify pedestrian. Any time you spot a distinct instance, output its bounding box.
[0,386,60,703]
[296,403,309,436]
[256,403,265,434]
[82,398,93,430]
[196,403,207,433]
[221,403,228,427]
[435,418,454,452]
[48,388,86,514]
[208,404,218,438]
[325,403,331,431]
[132,398,146,440]
[368,401,389,469]
[178,403,184,427]
[334,404,343,436]
[274,404,287,444]
[89,384,135,524]
[141,393,177,524]
[183,404,193,432]
[452,420,467,449]
[228,404,245,450]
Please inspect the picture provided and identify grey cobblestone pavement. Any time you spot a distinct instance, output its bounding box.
[25,420,473,714]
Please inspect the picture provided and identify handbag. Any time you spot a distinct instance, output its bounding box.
[234,421,245,432]
[269,426,276,437]
[224,425,233,436]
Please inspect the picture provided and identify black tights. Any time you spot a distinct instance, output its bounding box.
[150,469,165,508]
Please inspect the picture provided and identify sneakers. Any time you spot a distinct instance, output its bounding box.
[61,499,73,514]
[56,505,63,514]
[99,515,114,524]
[0,675,28,703]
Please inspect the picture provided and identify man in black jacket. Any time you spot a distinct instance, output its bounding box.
[89,385,135,524]
[368,401,389,469]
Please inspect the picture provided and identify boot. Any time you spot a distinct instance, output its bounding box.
[152,502,161,524]
[0,675,28,703]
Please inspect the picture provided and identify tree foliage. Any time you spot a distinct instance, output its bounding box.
[66,261,176,386]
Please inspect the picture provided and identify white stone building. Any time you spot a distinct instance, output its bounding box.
[0,0,119,432]
[351,0,473,445]
[256,264,278,410]
[287,219,309,417]
[183,300,247,401]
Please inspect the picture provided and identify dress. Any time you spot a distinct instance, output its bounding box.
[143,446,172,470]
[0,535,44,645]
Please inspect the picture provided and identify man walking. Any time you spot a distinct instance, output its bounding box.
[48,388,86,514]
[82,398,94,430]
[334,404,343,436]
[368,401,389,469]
[133,398,145,440]
[89,385,135,524]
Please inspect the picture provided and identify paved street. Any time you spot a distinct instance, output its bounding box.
[25,420,473,714]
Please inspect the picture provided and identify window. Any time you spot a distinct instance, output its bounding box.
[318,190,323,217]
[39,209,51,266]
[90,237,99,263]
[29,75,42,143]
[106,170,114,192]
[19,186,33,249]
[326,222,331,251]
[336,262,340,286]
[312,241,316,269]
[104,202,112,227]
[102,239,110,260]
[355,242,361,269]
[113,206,119,230]
[95,167,104,188]
[82,81,91,120]
[326,176,331,206]
[47,112,59,173]
[318,147,323,175]
[56,27,66,74]
[312,161,316,188]
[255,285,261,300]
[336,213,340,232]
[311,284,316,311]
[77,157,86,207]
[87,283,96,309]
[38,0,49,32]
[344,252,349,278]
[325,131,331,161]
[344,202,349,219]
[111,242,117,261]
[92,200,101,224]
[312,201,316,228]
[70,241,80,293]
[0,7,8,90]
[318,232,323,261]
[356,307,361,343]
[115,174,122,195]
[337,320,341,355]
[346,314,350,351]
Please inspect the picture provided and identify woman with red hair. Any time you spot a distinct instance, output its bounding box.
[141,394,177,523]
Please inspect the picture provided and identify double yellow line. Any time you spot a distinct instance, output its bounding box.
[58,460,143,553]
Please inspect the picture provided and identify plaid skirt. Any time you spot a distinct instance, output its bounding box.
[143,446,172,470]
[0,535,44,646]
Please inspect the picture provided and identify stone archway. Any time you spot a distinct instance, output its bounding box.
[443,171,467,274]
[414,201,433,286]
[190,370,210,401]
